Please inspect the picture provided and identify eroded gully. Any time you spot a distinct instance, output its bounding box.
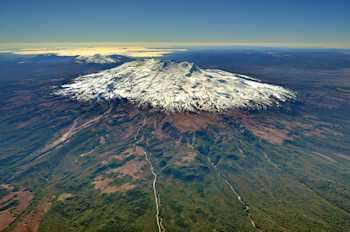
[135,117,165,232]
[207,145,262,232]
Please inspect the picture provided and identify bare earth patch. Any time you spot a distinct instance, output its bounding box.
[175,151,198,166]
[181,151,197,164]
[124,126,137,138]
[100,136,105,145]
[101,159,109,165]
[103,183,136,193]
[231,111,343,145]
[106,157,146,179]
[58,193,74,201]
[169,113,220,132]
[242,123,290,145]
[16,117,40,129]
[0,186,33,231]
[101,146,145,165]
[312,152,337,163]
[79,148,96,157]
[121,146,145,158]
[73,115,104,133]
[92,175,114,192]
[0,210,14,232]
[151,113,223,139]
[13,197,52,232]
[334,153,350,161]
[1,184,14,191]
[92,176,135,193]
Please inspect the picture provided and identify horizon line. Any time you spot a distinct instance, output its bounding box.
[1,42,350,50]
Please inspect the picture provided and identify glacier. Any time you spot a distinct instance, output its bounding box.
[56,59,297,112]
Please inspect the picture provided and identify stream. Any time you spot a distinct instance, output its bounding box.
[135,117,165,232]
[207,155,262,231]
[145,151,165,232]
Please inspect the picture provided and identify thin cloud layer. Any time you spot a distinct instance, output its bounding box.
[0,46,186,57]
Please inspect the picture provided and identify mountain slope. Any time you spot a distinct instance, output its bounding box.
[56,59,297,112]
[0,54,349,232]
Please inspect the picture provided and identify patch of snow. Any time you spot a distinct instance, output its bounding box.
[56,59,297,112]
[75,54,117,64]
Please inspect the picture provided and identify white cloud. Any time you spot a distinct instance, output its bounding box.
[0,46,186,57]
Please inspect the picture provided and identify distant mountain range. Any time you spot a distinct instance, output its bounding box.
[74,54,120,64]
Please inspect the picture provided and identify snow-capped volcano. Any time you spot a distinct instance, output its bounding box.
[75,54,118,64]
[56,59,297,112]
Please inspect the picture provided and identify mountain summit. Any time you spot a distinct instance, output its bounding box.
[57,59,297,112]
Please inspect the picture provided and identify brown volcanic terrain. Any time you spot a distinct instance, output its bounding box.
[0,52,350,231]
[0,186,35,231]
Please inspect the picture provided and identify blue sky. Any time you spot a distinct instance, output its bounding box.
[0,0,349,48]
